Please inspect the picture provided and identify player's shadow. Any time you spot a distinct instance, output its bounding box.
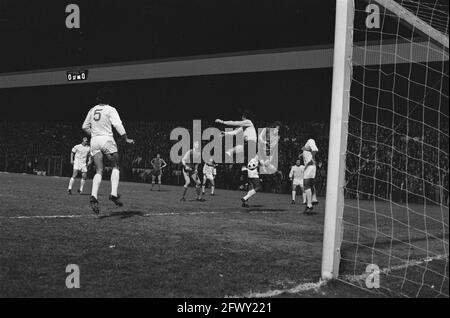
[98,210,144,220]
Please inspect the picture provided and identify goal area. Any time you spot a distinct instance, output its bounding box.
[322,0,449,297]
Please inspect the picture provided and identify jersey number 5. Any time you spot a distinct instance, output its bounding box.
[94,109,103,121]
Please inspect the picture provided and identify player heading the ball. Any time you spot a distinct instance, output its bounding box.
[301,138,319,214]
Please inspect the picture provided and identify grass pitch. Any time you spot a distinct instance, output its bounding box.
[0,173,447,297]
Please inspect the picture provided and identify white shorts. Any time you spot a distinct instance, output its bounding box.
[73,161,87,173]
[293,179,304,187]
[204,173,214,181]
[90,136,118,156]
[304,165,316,179]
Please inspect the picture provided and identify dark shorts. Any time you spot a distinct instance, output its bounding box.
[304,178,315,189]
[249,177,261,191]
[183,165,198,176]
[151,169,162,177]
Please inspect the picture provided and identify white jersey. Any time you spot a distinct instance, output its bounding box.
[303,139,318,165]
[72,144,90,163]
[82,104,126,138]
[289,165,305,182]
[223,119,257,142]
[242,120,257,142]
[203,163,217,177]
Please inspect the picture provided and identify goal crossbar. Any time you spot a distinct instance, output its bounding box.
[373,0,449,49]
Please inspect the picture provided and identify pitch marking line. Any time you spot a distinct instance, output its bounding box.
[0,210,296,220]
[341,254,449,283]
[0,214,90,219]
[228,254,449,298]
[227,280,326,298]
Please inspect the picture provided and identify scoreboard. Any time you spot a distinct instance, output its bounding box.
[66,70,88,82]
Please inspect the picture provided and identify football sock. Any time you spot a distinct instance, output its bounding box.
[80,179,86,192]
[182,187,188,198]
[110,168,120,197]
[303,192,307,204]
[68,177,75,190]
[243,189,256,201]
[312,191,318,203]
[92,173,102,199]
[306,189,312,208]
[211,186,215,195]
[292,190,296,201]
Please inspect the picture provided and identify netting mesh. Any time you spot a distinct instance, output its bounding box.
[340,0,449,297]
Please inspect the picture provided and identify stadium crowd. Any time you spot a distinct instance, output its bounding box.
[0,120,448,204]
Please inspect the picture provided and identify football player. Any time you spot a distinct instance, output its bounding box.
[150,154,167,191]
[301,138,319,214]
[82,87,135,214]
[67,137,91,195]
[180,141,204,202]
[289,158,306,205]
[202,158,217,196]
[215,109,257,165]
[240,154,271,208]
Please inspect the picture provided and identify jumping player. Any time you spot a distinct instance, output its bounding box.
[202,158,217,196]
[215,109,257,165]
[82,87,135,214]
[67,137,91,195]
[216,110,257,188]
[289,159,306,205]
[180,141,204,202]
[301,138,319,214]
[150,154,167,191]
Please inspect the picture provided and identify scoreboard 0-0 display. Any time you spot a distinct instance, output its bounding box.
[67,70,88,82]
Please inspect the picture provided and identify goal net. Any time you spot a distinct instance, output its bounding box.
[337,0,449,297]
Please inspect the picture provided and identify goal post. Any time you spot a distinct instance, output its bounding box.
[321,0,354,280]
[322,0,449,296]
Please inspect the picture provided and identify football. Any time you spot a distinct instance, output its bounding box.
[247,159,258,170]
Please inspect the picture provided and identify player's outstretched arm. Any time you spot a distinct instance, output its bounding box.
[216,119,252,127]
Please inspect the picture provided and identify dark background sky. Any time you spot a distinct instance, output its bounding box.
[0,0,337,73]
[0,0,447,122]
